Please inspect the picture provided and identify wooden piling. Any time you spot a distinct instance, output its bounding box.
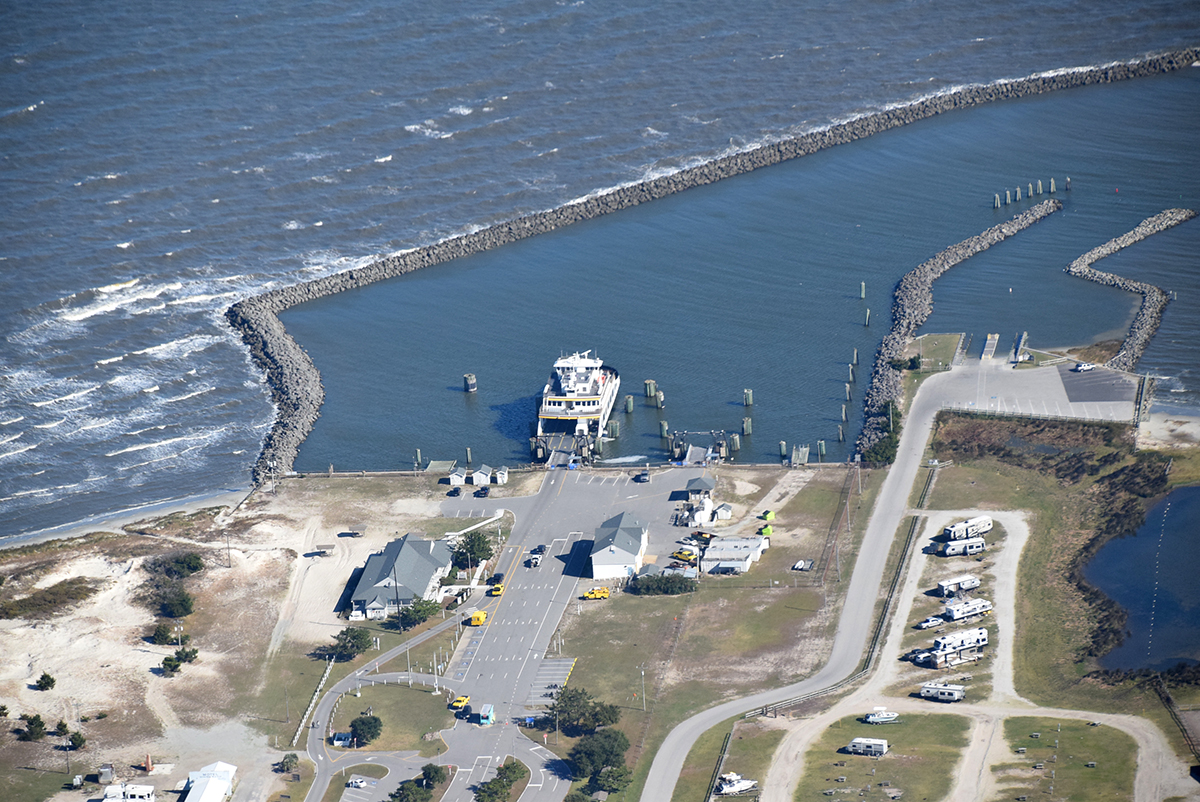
[864,309,870,327]
[743,388,754,406]
[644,379,657,397]
[463,373,477,393]
[1050,178,1056,193]
[659,420,669,438]
[742,417,753,436]
[860,281,866,299]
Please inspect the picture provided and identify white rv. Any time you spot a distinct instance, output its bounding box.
[920,682,966,702]
[933,627,989,651]
[937,574,981,596]
[943,516,993,540]
[944,598,993,620]
[847,737,889,756]
[941,537,986,557]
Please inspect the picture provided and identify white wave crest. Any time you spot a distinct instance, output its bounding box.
[34,418,66,428]
[97,278,140,293]
[449,106,473,116]
[31,384,100,407]
[374,155,393,163]
[165,387,213,403]
[283,220,304,230]
[106,432,207,458]
[131,334,220,359]
[96,355,125,365]
[0,443,38,459]
[0,416,24,425]
[405,121,453,140]
[167,292,236,306]
[0,432,22,445]
[59,282,182,322]
[141,385,160,394]
[116,242,133,249]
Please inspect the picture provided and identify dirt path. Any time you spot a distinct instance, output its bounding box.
[760,507,1198,802]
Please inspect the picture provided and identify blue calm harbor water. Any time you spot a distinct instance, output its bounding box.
[284,72,1200,471]
[3,0,1200,537]
[1085,486,1200,671]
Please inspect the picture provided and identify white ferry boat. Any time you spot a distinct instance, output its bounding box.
[536,351,620,437]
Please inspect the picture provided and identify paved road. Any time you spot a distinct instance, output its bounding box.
[304,460,705,802]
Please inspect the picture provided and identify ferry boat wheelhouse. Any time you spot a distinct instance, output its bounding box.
[536,351,620,437]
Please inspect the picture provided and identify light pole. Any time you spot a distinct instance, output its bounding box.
[173,625,184,648]
[638,664,646,712]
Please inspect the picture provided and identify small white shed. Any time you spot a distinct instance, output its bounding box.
[714,503,733,521]
[449,467,467,486]
[495,466,509,485]
[472,465,493,486]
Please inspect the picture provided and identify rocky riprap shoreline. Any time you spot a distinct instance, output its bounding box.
[853,200,1063,457]
[225,49,1200,485]
[1063,208,1197,373]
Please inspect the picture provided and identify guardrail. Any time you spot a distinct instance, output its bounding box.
[291,657,334,747]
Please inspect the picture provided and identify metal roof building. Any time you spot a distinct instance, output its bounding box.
[350,535,454,619]
[590,512,648,580]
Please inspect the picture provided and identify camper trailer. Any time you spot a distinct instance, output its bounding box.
[943,598,994,621]
[920,682,966,702]
[933,628,989,651]
[943,516,993,540]
[847,737,889,756]
[941,537,986,557]
[937,574,981,597]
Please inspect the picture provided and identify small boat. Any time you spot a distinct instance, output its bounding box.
[714,772,757,795]
[865,706,899,724]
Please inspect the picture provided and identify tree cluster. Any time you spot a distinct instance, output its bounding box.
[349,715,382,745]
[276,753,300,773]
[542,687,619,737]
[161,647,199,677]
[627,573,698,595]
[398,599,441,630]
[140,551,204,619]
[451,531,494,571]
[326,627,374,661]
[35,671,56,691]
[568,729,631,789]
[474,759,527,802]
[389,764,447,802]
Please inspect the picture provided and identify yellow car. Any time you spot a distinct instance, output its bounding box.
[450,695,470,710]
[582,587,610,600]
[489,583,504,596]
[671,549,698,563]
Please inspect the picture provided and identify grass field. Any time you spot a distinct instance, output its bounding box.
[793,713,970,801]
[326,682,454,757]
[669,716,738,802]
[990,716,1135,802]
[267,758,315,802]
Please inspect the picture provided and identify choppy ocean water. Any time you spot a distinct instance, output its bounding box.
[3,1,1200,538]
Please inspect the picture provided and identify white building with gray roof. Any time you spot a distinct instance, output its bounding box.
[350,535,454,619]
[590,512,648,580]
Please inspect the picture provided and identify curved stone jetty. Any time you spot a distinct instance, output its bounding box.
[854,200,1063,457]
[1063,208,1197,373]
[225,49,1198,484]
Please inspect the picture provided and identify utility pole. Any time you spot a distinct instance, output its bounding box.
[285,686,290,724]
[638,664,646,712]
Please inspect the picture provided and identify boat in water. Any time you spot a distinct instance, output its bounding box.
[865,706,899,724]
[536,351,620,437]
[715,772,758,795]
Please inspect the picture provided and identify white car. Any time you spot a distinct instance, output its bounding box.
[1074,362,1096,372]
[917,616,944,630]
[347,778,367,788]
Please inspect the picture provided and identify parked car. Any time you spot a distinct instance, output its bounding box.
[528,554,542,567]
[1074,362,1096,372]
[450,695,470,709]
[447,486,461,497]
[671,548,698,563]
[917,616,944,630]
[347,778,367,788]
[583,587,610,600]
[531,544,547,554]
[474,486,490,498]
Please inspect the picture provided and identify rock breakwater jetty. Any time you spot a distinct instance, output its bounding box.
[1063,208,1197,373]
[225,49,1198,485]
[854,200,1063,457]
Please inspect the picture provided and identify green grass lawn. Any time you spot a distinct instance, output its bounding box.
[327,683,454,757]
[793,713,971,801]
[320,763,392,802]
[990,717,1135,802]
[670,715,738,802]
